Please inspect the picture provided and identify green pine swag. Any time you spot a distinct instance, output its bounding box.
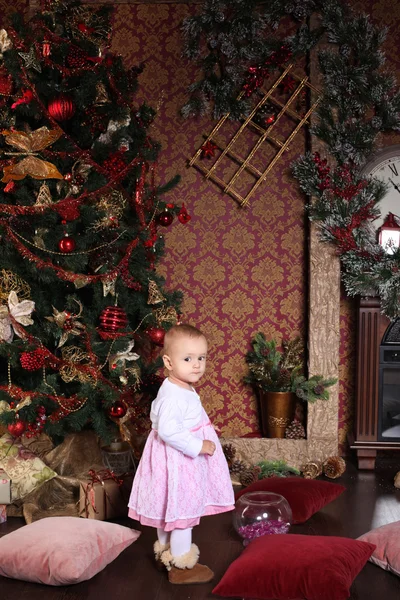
[182,0,400,319]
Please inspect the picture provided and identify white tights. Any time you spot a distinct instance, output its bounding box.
[157,527,192,557]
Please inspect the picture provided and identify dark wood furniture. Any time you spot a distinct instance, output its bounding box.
[1,456,400,599]
[350,296,400,469]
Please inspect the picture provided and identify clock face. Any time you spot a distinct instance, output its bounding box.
[361,145,400,230]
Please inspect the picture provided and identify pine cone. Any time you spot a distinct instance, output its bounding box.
[239,465,261,487]
[302,461,322,479]
[230,459,247,475]
[222,443,236,468]
[323,456,346,479]
[285,420,306,440]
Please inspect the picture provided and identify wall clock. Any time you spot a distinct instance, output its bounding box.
[361,144,400,230]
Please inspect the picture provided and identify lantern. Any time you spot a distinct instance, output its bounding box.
[378,213,400,254]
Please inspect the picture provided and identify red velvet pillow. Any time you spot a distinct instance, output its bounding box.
[212,534,375,600]
[235,477,345,523]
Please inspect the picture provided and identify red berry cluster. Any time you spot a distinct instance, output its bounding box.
[20,348,49,371]
[24,406,47,439]
[67,45,89,68]
[103,151,127,177]
[242,45,292,97]
[331,165,366,200]
[313,152,331,191]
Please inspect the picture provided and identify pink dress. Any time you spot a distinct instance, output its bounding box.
[128,379,234,531]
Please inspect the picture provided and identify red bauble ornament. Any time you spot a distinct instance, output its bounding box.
[108,400,127,419]
[58,235,76,253]
[146,326,165,346]
[8,420,26,437]
[48,94,75,121]
[156,209,174,227]
[99,306,129,333]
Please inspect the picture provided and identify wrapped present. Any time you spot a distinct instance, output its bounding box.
[0,468,11,505]
[0,504,6,523]
[79,469,133,521]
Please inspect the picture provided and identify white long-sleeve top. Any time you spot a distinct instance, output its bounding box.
[150,378,204,458]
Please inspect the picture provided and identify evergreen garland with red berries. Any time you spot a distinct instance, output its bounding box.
[183,0,400,319]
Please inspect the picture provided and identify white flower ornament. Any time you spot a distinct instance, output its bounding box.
[0,291,35,342]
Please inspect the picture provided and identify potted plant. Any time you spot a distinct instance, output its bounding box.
[244,333,336,438]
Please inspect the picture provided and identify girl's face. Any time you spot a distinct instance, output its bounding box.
[162,335,207,389]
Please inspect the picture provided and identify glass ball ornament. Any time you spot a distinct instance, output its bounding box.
[233,491,292,546]
[48,93,75,121]
[58,235,76,253]
[108,400,127,419]
[7,420,26,438]
[156,208,174,227]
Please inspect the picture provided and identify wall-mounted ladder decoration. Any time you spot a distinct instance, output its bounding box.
[189,63,322,208]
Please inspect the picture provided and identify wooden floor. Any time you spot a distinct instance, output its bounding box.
[1,455,400,599]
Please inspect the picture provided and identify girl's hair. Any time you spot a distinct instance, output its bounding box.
[163,324,205,353]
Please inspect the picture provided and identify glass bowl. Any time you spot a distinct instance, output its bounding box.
[233,491,292,545]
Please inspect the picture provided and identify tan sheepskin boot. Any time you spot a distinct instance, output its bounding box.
[160,543,214,585]
[154,541,170,571]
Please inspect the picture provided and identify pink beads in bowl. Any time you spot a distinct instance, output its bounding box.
[233,491,292,545]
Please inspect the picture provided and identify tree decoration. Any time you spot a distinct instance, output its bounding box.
[156,207,174,227]
[3,181,15,192]
[0,270,31,301]
[7,419,26,437]
[108,400,127,419]
[35,183,53,206]
[0,28,12,59]
[58,235,76,253]
[323,456,346,479]
[146,325,165,346]
[109,340,139,371]
[154,306,178,326]
[182,0,400,317]
[48,94,75,121]
[1,127,64,182]
[147,280,165,305]
[99,306,128,333]
[20,348,48,371]
[0,291,35,342]
[45,301,85,347]
[18,46,42,72]
[200,140,217,159]
[59,345,94,384]
[178,203,191,224]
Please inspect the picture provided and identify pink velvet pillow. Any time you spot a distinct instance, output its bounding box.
[358,520,400,576]
[213,534,375,600]
[235,476,346,523]
[0,517,140,585]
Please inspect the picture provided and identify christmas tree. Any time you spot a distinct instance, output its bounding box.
[0,0,185,444]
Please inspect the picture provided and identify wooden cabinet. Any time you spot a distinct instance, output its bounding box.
[349,296,400,468]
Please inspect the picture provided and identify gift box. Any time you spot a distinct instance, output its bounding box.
[0,504,6,523]
[79,469,133,521]
[0,468,11,505]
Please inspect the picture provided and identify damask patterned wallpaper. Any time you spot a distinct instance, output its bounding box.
[5,1,400,451]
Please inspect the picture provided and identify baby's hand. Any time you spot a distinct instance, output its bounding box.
[200,440,216,456]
